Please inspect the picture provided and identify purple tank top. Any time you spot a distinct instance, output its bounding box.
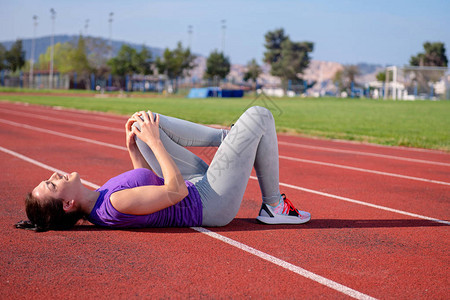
[88,168,203,228]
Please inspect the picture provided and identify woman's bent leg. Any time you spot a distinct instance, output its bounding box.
[196,106,280,226]
[133,112,227,180]
[134,123,209,181]
[158,114,227,147]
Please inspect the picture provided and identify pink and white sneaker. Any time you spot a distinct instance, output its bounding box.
[257,194,311,225]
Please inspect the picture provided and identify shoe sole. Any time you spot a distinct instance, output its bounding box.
[256,215,311,225]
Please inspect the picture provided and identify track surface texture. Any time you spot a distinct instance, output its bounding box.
[0,101,448,299]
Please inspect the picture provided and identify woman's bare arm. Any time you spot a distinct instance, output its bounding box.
[125,116,152,170]
[112,111,188,215]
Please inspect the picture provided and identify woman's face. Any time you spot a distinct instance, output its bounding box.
[32,172,82,202]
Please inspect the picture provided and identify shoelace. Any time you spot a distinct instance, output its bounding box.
[281,194,298,215]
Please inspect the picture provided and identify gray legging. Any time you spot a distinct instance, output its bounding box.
[134,106,280,226]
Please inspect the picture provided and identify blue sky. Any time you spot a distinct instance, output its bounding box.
[0,0,449,66]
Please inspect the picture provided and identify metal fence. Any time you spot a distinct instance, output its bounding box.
[380,66,449,100]
[2,68,449,100]
[0,71,260,97]
[0,70,70,90]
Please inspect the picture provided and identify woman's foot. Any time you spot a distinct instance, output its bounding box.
[256,194,311,224]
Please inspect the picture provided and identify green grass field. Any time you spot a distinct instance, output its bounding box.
[1,91,449,151]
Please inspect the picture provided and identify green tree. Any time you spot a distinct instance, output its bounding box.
[36,42,74,73]
[343,65,360,83]
[376,70,393,82]
[333,65,360,93]
[0,44,6,70]
[155,42,195,93]
[243,58,262,83]
[243,58,262,91]
[70,35,91,75]
[409,42,447,95]
[263,28,288,66]
[5,39,25,72]
[136,46,153,75]
[278,39,314,81]
[263,29,313,88]
[204,50,230,80]
[376,71,385,82]
[155,42,195,79]
[35,37,90,75]
[108,44,152,76]
[410,42,448,67]
[85,37,110,76]
[108,45,138,76]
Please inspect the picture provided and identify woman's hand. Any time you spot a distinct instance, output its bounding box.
[132,111,161,149]
[125,113,152,171]
[125,116,138,152]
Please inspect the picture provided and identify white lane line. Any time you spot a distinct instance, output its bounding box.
[0,119,127,151]
[279,141,450,167]
[52,106,127,122]
[279,155,450,186]
[0,146,99,189]
[0,101,125,124]
[192,227,376,300]
[0,145,376,300]
[253,176,449,226]
[328,137,447,154]
[1,118,448,225]
[0,107,123,132]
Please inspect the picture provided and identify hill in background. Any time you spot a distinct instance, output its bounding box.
[0,35,163,61]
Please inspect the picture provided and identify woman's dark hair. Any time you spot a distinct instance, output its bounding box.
[15,192,85,232]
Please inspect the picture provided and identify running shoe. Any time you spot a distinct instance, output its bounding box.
[256,194,311,224]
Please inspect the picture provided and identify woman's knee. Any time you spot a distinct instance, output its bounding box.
[245,105,270,114]
[243,106,273,120]
[241,106,275,131]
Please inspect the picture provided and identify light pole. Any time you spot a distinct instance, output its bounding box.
[49,8,56,89]
[29,15,38,89]
[85,19,89,36]
[221,19,226,54]
[108,12,114,59]
[188,25,193,49]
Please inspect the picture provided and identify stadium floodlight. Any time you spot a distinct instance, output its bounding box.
[221,19,226,54]
[49,8,56,89]
[188,25,193,49]
[29,15,38,89]
[108,12,114,59]
[85,19,89,36]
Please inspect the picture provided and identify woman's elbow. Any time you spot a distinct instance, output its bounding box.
[180,184,189,199]
[167,184,188,203]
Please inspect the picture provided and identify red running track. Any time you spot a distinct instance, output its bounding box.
[0,101,449,299]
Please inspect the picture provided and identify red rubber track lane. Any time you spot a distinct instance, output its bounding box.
[278,134,450,163]
[279,143,450,183]
[0,101,448,299]
[2,101,449,184]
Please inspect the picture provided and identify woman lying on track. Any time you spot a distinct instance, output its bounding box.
[16,106,310,232]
